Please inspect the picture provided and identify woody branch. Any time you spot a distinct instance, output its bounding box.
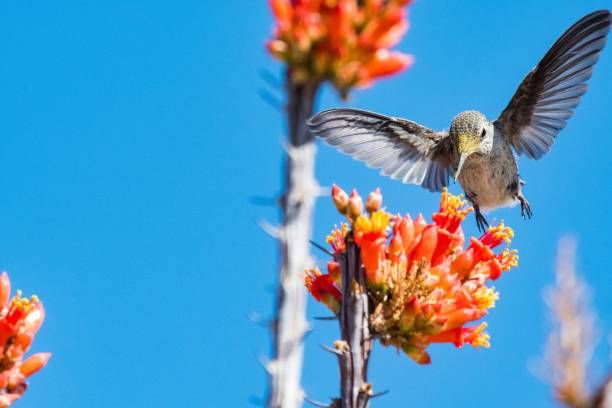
[336,237,373,408]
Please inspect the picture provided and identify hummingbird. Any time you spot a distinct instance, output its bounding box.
[307,10,611,232]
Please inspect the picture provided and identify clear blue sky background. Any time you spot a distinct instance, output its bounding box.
[0,1,610,407]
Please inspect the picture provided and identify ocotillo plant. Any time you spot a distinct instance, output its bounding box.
[265,1,414,407]
[543,238,611,408]
[305,186,518,406]
[0,272,50,407]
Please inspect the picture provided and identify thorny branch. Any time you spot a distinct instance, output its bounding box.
[334,236,373,408]
[267,75,320,408]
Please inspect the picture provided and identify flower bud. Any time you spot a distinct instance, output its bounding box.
[413,214,427,236]
[431,228,452,266]
[388,233,403,261]
[402,345,431,365]
[331,184,349,215]
[347,189,363,220]
[395,215,414,252]
[412,225,438,265]
[20,353,51,378]
[451,249,474,278]
[266,40,288,57]
[362,50,413,81]
[365,188,382,213]
[269,0,292,22]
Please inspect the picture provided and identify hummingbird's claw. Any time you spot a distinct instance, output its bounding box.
[474,207,489,233]
[518,194,533,220]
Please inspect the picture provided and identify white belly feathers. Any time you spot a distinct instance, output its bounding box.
[457,136,519,211]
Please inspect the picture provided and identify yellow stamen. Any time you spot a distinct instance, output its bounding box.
[304,267,322,291]
[467,322,490,348]
[472,286,499,309]
[353,215,371,234]
[489,223,514,243]
[353,210,390,235]
[326,223,348,245]
[498,248,519,271]
[370,210,390,233]
[439,188,473,219]
[11,290,39,313]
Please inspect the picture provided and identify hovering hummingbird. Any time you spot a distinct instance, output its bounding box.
[307,10,611,231]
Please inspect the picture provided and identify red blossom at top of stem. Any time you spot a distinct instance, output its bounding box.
[305,185,519,364]
[0,272,50,407]
[267,0,414,98]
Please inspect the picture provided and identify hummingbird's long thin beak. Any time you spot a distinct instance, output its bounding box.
[454,153,468,181]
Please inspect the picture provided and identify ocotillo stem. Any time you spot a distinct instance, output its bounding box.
[337,236,373,408]
[267,75,320,408]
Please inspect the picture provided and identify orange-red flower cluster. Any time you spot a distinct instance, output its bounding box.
[0,272,49,407]
[267,0,414,97]
[305,185,519,364]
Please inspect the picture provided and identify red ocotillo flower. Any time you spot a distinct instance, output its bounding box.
[305,186,519,364]
[0,272,50,407]
[305,268,342,314]
[267,0,414,98]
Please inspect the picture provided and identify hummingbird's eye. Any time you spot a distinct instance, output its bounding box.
[481,128,486,138]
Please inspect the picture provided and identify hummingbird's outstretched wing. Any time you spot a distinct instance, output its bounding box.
[307,108,454,192]
[496,9,611,159]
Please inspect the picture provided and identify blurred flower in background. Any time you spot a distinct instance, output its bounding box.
[540,237,611,408]
[306,186,519,364]
[267,0,414,98]
[0,272,50,407]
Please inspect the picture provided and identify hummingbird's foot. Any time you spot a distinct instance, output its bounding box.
[518,194,533,219]
[474,206,489,233]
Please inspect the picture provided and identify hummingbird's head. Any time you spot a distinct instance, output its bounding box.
[449,110,492,181]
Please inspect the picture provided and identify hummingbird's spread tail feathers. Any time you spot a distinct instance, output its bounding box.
[496,9,611,159]
[307,108,456,192]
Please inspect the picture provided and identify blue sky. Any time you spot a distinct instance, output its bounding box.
[0,1,610,407]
